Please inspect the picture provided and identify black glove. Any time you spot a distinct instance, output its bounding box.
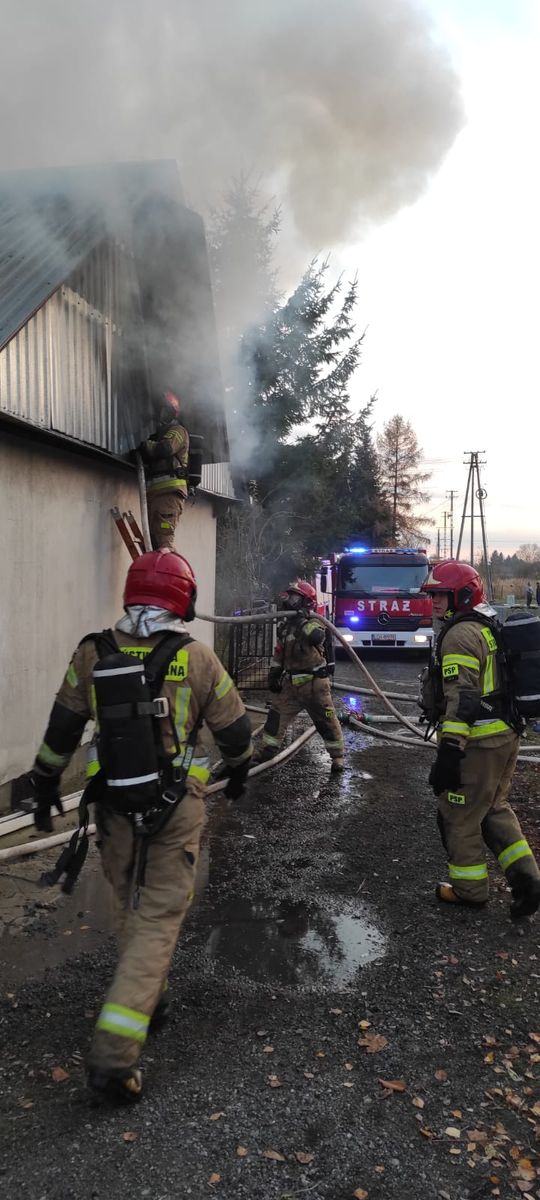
[428,741,465,797]
[268,667,283,694]
[215,762,250,801]
[29,772,64,833]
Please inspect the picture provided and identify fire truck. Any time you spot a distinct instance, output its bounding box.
[316,546,433,651]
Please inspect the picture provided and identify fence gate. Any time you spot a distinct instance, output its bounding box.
[228,609,276,690]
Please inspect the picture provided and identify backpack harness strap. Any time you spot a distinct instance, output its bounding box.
[41,630,201,898]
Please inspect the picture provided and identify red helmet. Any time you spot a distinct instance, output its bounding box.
[124,550,196,618]
[421,559,485,612]
[163,390,181,417]
[280,579,317,608]
[157,390,181,425]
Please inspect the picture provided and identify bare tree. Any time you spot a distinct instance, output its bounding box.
[376,414,432,544]
[517,543,540,563]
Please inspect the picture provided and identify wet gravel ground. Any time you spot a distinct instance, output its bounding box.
[1,655,539,1200]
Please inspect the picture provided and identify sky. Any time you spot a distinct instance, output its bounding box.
[0,1,537,558]
[341,0,540,556]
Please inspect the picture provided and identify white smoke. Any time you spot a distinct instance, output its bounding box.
[1,0,463,248]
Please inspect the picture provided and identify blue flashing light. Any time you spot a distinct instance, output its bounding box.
[346,546,368,554]
[350,616,360,624]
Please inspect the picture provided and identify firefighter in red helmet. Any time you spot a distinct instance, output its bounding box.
[141,390,190,550]
[29,550,252,1104]
[421,559,540,919]
[254,580,344,771]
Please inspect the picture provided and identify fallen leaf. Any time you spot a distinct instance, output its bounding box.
[358,1019,371,1030]
[358,1033,388,1054]
[122,1131,138,1143]
[256,1030,268,1037]
[329,1008,342,1015]
[303,1071,315,1080]
[209,1111,225,1121]
[530,1100,540,1116]
[295,1151,315,1164]
[208,1173,221,1185]
[378,1078,407,1092]
[420,1128,434,1139]
[515,1159,536,1182]
[262,1149,286,1162]
[352,1189,368,1199]
[484,1052,495,1064]
[267,1075,283,1089]
[236,1146,248,1158]
[51,1066,69,1083]
[445,1127,461,1139]
[262,1045,274,1054]
[449,1147,461,1156]
[484,1035,497,1046]
[17,1099,33,1109]
[496,951,509,960]
[467,1129,488,1142]
[450,1109,462,1119]
[527,1032,540,1045]
[412,1097,425,1109]
[344,1062,354,1071]
[374,1166,385,1175]
[315,1050,326,1058]
[434,1069,448,1082]
[344,1081,354,1088]
[467,1143,476,1152]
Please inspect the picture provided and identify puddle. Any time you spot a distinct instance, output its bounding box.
[202,895,385,990]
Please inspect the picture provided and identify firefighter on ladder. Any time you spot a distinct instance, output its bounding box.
[254,580,345,772]
[140,390,189,550]
[29,550,252,1104]
[421,559,540,919]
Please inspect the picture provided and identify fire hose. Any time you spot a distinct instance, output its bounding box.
[3,607,539,861]
[0,724,315,864]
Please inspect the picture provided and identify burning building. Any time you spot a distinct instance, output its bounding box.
[0,160,235,808]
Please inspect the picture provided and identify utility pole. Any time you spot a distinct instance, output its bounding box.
[446,490,458,557]
[456,451,493,600]
[436,527,441,558]
[444,511,451,556]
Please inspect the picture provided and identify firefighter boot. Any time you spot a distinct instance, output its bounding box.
[330,758,345,773]
[436,883,486,909]
[87,1066,143,1105]
[510,877,540,921]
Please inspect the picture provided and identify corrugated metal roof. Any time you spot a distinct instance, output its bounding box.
[0,191,104,352]
[0,161,229,463]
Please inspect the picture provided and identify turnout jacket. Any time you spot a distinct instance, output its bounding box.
[428,613,514,751]
[271,614,327,681]
[142,422,190,496]
[34,631,252,794]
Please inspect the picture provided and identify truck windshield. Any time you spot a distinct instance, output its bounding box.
[338,563,428,594]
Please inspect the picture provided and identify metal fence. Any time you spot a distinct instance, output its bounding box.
[227,608,276,690]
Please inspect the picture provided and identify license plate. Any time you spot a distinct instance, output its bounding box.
[372,633,395,643]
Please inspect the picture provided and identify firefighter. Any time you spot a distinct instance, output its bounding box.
[141,390,190,550]
[29,550,252,1103]
[255,580,344,771]
[421,559,540,919]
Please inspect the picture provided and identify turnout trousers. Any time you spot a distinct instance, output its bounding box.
[437,735,540,903]
[260,676,344,763]
[87,785,206,1073]
[146,489,185,551]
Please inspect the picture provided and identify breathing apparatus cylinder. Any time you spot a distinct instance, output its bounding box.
[501,610,540,719]
[93,653,162,812]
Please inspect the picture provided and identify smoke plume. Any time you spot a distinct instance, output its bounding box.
[1,0,463,248]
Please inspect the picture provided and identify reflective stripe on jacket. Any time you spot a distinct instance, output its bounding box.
[438,619,512,748]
